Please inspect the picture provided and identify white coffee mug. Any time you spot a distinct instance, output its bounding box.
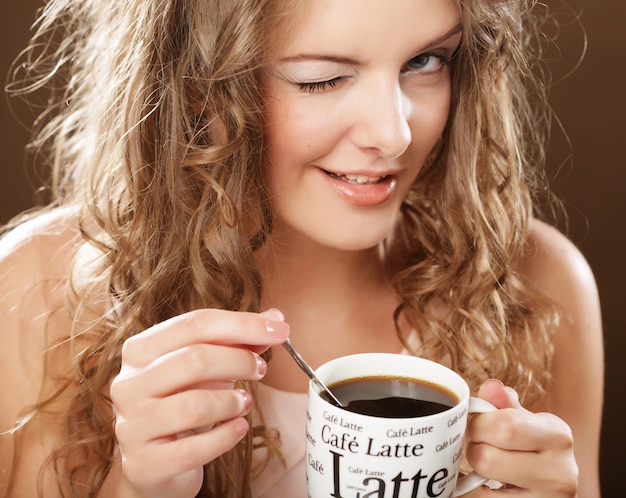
[306,353,496,498]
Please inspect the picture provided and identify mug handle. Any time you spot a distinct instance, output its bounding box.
[452,397,498,497]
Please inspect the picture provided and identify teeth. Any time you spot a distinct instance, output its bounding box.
[343,174,383,185]
[326,170,388,184]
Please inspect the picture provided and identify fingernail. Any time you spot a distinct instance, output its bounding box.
[265,319,290,338]
[234,418,249,437]
[238,389,253,412]
[255,353,267,377]
[487,378,505,387]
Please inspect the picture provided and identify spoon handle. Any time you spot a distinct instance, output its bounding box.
[281,339,344,407]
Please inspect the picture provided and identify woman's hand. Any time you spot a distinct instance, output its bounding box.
[109,308,290,498]
[465,379,579,497]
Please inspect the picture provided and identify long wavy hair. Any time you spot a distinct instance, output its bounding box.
[4,0,560,496]
[387,0,559,398]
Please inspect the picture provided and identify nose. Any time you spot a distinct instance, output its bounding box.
[351,79,412,159]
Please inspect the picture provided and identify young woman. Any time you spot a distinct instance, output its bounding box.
[0,0,603,497]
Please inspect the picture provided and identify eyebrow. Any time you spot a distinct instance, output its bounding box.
[279,23,463,65]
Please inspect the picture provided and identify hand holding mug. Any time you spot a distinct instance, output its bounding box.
[464,380,579,497]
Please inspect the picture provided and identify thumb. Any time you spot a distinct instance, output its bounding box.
[477,379,524,410]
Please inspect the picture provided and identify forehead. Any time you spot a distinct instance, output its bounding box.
[271,0,462,58]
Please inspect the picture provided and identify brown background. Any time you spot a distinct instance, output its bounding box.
[1,1,624,496]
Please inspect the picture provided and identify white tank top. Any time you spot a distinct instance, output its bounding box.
[251,384,308,497]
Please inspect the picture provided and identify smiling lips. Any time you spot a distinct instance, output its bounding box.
[327,171,388,186]
[322,169,399,206]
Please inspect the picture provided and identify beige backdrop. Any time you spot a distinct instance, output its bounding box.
[2,1,624,496]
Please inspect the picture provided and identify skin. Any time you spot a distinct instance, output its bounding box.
[263,0,460,251]
[0,0,603,497]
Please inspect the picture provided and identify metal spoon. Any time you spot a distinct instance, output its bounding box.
[282,338,344,407]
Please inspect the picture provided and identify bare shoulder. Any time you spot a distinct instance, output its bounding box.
[521,219,603,497]
[519,218,602,360]
[0,206,81,278]
[519,218,598,305]
[0,206,84,332]
[0,207,84,495]
[0,209,82,417]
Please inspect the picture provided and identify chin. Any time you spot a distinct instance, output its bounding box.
[270,202,400,252]
[313,225,393,252]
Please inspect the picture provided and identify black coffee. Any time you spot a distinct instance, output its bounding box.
[321,376,458,418]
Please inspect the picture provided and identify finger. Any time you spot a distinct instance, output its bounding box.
[116,388,253,445]
[148,344,266,397]
[122,309,289,367]
[466,441,578,495]
[112,345,266,403]
[457,483,514,497]
[459,485,516,497]
[121,417,249,491]
[477,379,523,410]
[468,409,573,453]
[467,442,540,490]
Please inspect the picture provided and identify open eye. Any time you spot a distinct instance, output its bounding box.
[404,53,450,74]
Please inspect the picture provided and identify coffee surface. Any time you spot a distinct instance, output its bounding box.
[321,376,458,418]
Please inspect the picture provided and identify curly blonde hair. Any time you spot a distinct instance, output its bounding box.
[4,0,560,496]
[387,0,559,398]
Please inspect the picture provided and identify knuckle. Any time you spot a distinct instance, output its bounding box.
[551,415,575,450]
[556,480,579,497]
[109,378,121,405]
[466,442,499,476]
[172,440,203,472]
[184,308,226,337]
[113,414,135,445]
[184,308,214,329]
[176,392,212,425]
[546,467,578,497]
[556,429,575,452]
[185,344,212,375]
[119,340,132,364]
[109,374,130,406]
[175,389,244,429]
[241,311,262,335]
[210,390,236,416]
[120,333,142,362]
[121,450,152,483]
[488,410,519,447]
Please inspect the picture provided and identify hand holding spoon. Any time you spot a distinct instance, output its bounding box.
[281,338,344,407]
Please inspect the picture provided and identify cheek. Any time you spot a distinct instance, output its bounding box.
[418,83,451,134]
[266,97,337,153]
[264,99,335,190]
[407,87,451,157]
[264,97,293,191]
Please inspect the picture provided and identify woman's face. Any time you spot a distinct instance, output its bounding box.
[264,0,462,251]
